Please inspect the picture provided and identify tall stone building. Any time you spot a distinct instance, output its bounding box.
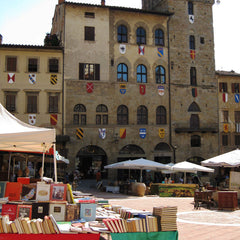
[142,0,218,165]
[51,0,218,181]
[217,70,240,153]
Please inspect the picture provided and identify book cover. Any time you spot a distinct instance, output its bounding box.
[50,183,67,201]
[65,204,80,221]
[80,203,97,222]
[2,203,18,221]
[2,215,10,233]
[0,181,8,198]
[4,182,22,201]
[66,183,74,203]
[21,183,36,201]
[32,202,49,219]
[17,177,30,185]
[49,202,67,222]
[17,204,32,219]
[49,214,60,234]
[36,182,50,201]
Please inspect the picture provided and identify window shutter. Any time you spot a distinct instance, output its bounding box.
[79,63,84,80]
[95,64,100,80]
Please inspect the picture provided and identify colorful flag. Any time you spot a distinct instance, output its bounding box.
[140,85,146,95]
[157,48,164,58]
[8,73,15,84]
[99,128,106,139]
[192,88,197,97]
[189,15,194,24]
[76,128,84,139]
[138,46,145,55]
[159,128,165,138]
[190,50,195,60]
[50,74,58,85]
[50,114,58,125]
[223,124,228,133]
[28,114,36,125]
[120,128,126,139]
[29,74,36,84]
[235,94,239,103]
[86,82,94,93]
[158,86,164,96]
[120,84,126,94]
[119,44,126,54]
[223,93,228,102]
[139,128,146,139]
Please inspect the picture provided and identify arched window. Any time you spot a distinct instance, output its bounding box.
[156,106,167,124]
[73,104,86,125]
[155,29,164,46]
[136,27,146,45]
[96,104,108,125]
[156,65,166,84]
[118,25,128,43]
[117,105,128,125]
[189,35,195,50]
[190,114,199,129]
[137,105,148,124]
[137,64,147,83]
[191,135,201,147]
[190,67,197,86]
[188,102,201,112]
[117,63,128,82]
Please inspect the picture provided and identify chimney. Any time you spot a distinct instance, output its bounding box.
[59,0,64,4]
[0,34,2,45]
[101,0,105,6]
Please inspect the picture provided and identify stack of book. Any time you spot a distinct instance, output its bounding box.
[153,206,178,231]
[0,214,60,234]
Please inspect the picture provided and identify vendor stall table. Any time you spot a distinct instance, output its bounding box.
[151,183,198,197]
[111,231,178,240]
[0,234,100,240]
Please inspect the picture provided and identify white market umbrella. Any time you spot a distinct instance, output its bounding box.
[105,158,170,182]
[171,161,214,183]
[201,149,240,167]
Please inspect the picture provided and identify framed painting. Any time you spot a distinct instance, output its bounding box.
[50,183,67,201]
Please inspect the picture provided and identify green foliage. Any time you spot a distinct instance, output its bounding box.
[44,33,60,46]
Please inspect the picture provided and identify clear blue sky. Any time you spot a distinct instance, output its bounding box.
[0,0,239,73]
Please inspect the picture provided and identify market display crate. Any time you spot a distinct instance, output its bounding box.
[218,191,238,211]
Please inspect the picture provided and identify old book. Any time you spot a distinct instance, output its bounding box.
[1,218,10,234]
[50,183,67,201]
[17,177,30,185]
[21,183,36,201]
[103,219,115,233]
[43,217,51,234]
[44,216,56,234]
[17,204,32,219]
[36,182,50,201]
[10,221,18,234]
[0,217,4,233]
[66,183,74,203]
[49,214,60,234]
[80,203,97,222]
[2,203,18,221]
[0,181,8,198]
[4,182,22,201]
[36,218,44,234]
[30,219,39,234]
[32,202,49,219]
[14,218,23,234]
[49,202,67,222]
[21,218,31,234]
[6,221,12,233]
[65,204,79,221]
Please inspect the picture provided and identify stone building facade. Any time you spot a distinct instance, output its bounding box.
[217,70,240,153]
[51,0,219,181]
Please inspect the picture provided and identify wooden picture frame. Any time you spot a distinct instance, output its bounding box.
[17,204,32,219]
[50,183,67,201]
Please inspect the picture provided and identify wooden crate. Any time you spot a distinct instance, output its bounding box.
[218,191,238,210]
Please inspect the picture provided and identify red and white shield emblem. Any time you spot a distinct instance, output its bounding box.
[29,114,36,125]
[140,85,146,95]
[87,82,94,93]
[8,73,15,84]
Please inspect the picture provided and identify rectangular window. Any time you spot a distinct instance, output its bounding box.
[73,114,79,125]
[223,111,228,123]
[85,27,95,41]
[7,57,17,72]
[49,95,58,113]
[103,115,108,125]
[96,115,101,125]
[27,94,38,113]
[190,67,197,86]
[222,135,228,146]
[28,58,38,72]
[73,114,86,125]
[6,93,16,112]
[85,12,95,18]
[49,58,59,73]
[235,135,240,146]
[219,82,228,93]
[188,2,194,15]
[232,83,240,93]
[79,63,100,80]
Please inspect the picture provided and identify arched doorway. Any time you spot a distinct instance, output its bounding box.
[76,145,107,179]
[117,144,145,181]
[154,142,172,164]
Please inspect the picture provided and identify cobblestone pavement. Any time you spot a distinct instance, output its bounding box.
[76,180,240,240]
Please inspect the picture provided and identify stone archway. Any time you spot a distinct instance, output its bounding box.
[76,145,107,179]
